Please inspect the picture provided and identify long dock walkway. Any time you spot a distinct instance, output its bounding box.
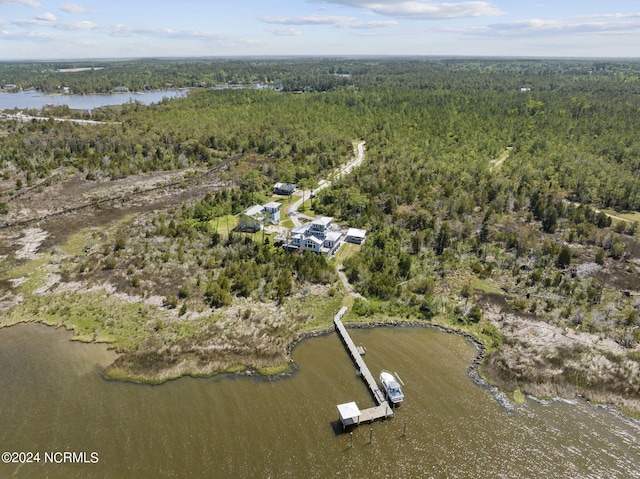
[334,307,393,427]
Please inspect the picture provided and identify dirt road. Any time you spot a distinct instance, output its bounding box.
[285,141,366,227]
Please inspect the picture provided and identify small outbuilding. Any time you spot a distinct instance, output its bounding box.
[274,182,297,195]
[337,401,361,429]
[345,228,367,244]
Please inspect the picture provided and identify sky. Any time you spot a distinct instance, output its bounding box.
[1,1,640,60]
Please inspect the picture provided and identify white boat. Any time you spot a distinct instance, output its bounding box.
[380,371,404,404]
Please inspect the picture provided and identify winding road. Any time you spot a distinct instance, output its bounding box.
[285,141,365,227]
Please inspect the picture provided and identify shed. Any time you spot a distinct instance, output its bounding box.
[274,182,297,195]
[346,228,367,244]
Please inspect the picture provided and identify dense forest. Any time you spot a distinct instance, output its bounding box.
[2,58,640,410]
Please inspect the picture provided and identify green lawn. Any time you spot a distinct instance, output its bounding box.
[601,208,640,223]
[208,215,239,236]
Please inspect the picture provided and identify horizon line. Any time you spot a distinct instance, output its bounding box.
[2,54,640,63]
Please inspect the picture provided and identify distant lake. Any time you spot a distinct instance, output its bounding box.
[0,89,188,111]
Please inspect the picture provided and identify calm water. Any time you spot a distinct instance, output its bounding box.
[1,323,639,478]
[0,90,188,111]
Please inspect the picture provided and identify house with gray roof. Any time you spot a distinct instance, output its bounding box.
[274,182,297,195]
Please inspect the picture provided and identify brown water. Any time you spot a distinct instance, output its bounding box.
[1,323,639,478]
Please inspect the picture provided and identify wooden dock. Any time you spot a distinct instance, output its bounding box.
[334,307,394,427]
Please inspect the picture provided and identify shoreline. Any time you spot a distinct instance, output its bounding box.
[2,314,640,424]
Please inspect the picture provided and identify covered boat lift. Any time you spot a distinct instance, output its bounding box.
[337,402,361,428]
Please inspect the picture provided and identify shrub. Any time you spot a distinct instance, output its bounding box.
[114,236,126,252]
[103,257,117,270]
[178,284,190,299]
[420,296,436,319]
[611,240,624,259]
[556,245,572,269]
[205,282,232,308]
[481,324,502,349]
[163,295,178,309]
[353,297,372,317]
[469,304,483,322]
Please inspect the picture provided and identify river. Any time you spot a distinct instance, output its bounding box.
[0,90,188,111]
[1,323,639,478]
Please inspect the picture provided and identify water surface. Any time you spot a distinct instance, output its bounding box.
[0,324,639,478]
[0,90,188,111]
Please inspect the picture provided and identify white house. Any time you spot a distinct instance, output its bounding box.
[309,216,332,238]
[325,231,342,249]
[285,216,342,256]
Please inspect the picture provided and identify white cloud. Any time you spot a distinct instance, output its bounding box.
[13,17,49,26]
[268,27,302,36]
[0,0,41,7]
[102,23,232,42]
[470,18,640,36]
[35,12,55,22]
[60,3,88,14]
[62,20,97,30]
[262,15,357,26]
[10,15,234,40]
[0,29,60,40]
[579,12,640,20]
[261,14,396,29]
[350,20,397,28]
[314,1,504,19]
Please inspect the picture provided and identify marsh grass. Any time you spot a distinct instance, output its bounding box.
[512,389,526,405]
[256,363,291,376]
[288,287,345,333]
[6,290,157,350]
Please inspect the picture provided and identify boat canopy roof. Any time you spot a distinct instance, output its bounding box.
[337,402,361,421]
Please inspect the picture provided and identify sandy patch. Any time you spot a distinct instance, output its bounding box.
[15,228,49,259]
[0,292,23,314]
[33,273,62,295]
[54,281,85,293]
[8,277,28,288]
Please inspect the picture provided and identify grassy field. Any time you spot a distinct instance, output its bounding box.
[601,208,640,223]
